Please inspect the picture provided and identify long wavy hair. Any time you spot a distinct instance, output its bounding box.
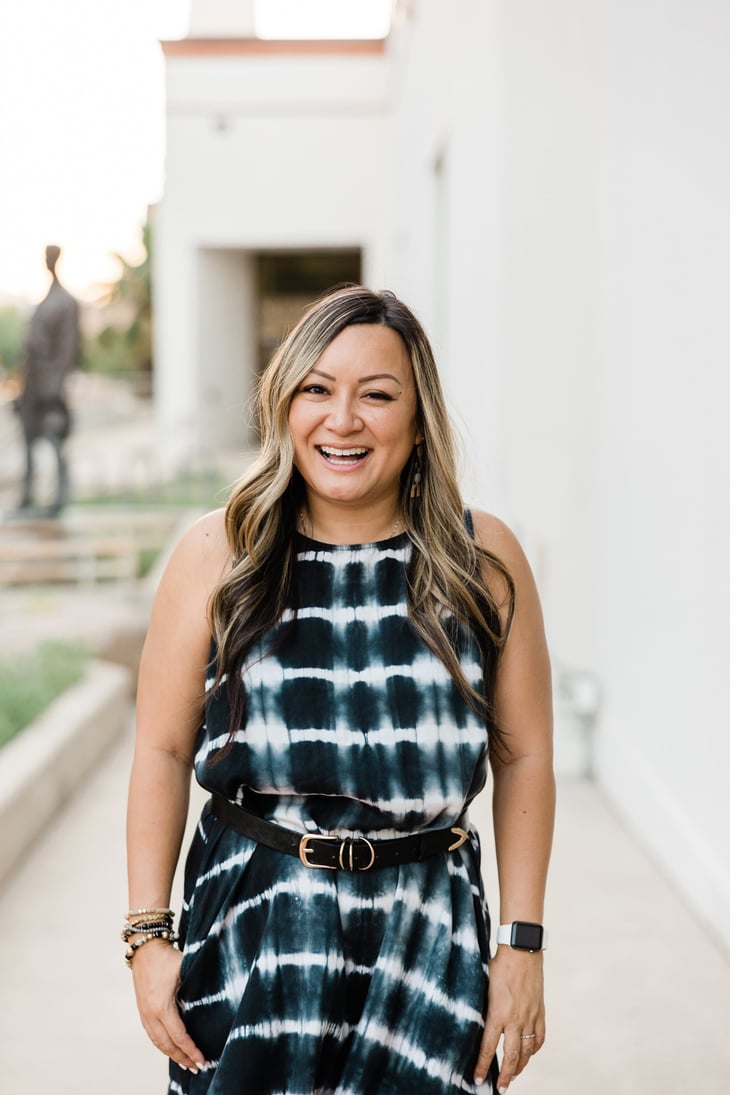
[208,285,515,757]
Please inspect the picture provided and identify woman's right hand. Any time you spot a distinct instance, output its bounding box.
[131,941,207,1074]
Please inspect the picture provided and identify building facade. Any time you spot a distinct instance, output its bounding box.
[156,0,730,953]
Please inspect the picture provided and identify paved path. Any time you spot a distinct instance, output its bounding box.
[1,721,729,1094]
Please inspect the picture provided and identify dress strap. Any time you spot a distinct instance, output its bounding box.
[463,507,475,539]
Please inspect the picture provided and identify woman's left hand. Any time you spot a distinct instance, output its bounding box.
[473,947,546,1091]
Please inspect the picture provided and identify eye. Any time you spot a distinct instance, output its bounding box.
[363,390,394,402]
[298,383,329,396]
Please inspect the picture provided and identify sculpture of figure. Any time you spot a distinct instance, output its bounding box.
[15,245,80,516]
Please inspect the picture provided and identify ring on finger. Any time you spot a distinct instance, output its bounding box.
[520,1034,537,1040]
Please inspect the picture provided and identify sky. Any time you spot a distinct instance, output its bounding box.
[0,0,392,306]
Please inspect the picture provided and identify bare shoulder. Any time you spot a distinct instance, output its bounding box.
[471,509,519,558]
[153,508,231,614]
[168,508,229,571]
[138,511,231,745]
[470,508,546,634]
[470,508,533,579]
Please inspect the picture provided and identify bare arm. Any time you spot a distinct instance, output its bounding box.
[126,508,230,1073]
[471,512,555,1091]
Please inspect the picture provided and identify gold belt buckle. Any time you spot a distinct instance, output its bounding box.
[298,833,376,871]
[298,834,339,869]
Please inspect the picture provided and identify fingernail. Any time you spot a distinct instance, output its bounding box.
[190,1067,199,1075]
[474,1077,484,1087]
[499,1087,509,1094]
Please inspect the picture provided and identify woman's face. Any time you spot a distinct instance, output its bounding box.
[288,323,421,513]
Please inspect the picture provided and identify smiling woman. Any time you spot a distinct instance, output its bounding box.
[126,285,555,1095]
[288,324,422,535]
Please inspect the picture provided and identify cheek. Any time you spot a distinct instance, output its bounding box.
[287,404,308,445]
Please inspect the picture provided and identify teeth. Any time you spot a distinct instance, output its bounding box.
[319,446,368,457]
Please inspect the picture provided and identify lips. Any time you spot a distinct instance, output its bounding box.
[317,445,370,466]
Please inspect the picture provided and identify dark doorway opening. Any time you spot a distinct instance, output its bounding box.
[255,249,361,376]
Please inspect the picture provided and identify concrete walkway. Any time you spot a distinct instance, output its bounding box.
[1,720,729,1094]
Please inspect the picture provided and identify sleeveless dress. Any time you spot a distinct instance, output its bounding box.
[171,530,498,1095]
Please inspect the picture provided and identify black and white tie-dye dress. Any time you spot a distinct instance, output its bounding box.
[172,530,498,1094]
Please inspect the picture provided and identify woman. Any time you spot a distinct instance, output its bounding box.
[126,285,554,1094]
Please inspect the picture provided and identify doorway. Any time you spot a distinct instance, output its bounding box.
[255,249,362,376]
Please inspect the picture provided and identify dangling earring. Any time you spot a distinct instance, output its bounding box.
[410,452,422,499]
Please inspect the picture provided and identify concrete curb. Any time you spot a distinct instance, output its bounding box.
[0,658,132,886]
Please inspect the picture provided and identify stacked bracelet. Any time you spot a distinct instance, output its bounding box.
[127,906,174,919]
[122,907,178,968]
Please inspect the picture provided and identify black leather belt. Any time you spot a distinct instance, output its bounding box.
[210,793,469,872]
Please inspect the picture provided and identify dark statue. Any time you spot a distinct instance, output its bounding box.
[15,245,80,516]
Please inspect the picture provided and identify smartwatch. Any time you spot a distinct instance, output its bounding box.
[496,921,547,952]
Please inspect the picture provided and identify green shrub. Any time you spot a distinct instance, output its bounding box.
[76,469,232,509]
[0,641,89,750]
[137,545,160,578]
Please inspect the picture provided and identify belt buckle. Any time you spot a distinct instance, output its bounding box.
[298,833,376,871]
[298,834,339,870]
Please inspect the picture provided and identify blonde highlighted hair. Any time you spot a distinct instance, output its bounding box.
[209,285,514,756]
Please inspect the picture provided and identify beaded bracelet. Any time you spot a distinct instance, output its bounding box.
[124,928,179,969]
[122,907,177,967]
[121,920,173,942]
[123,914,174,935]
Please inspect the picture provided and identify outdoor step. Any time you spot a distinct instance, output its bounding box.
[0,536,140,584]
[0,516,179,585]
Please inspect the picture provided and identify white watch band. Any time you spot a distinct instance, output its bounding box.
[496,923,548,949]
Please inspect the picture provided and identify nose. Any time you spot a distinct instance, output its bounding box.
[325,393,362,435]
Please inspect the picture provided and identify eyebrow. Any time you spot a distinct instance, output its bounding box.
[309,369,402,385]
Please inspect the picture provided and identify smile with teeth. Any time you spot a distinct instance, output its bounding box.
[317,445,370,466]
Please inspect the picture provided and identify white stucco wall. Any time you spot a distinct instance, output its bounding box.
[384,0,730,951]
[188,0,256,38]
[593,0,730,952]
[498,1,601,670]
[197,249,256,453]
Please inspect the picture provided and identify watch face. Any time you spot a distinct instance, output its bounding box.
[512,922,544,951]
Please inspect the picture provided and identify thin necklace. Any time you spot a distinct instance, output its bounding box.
[298,509,403,542]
